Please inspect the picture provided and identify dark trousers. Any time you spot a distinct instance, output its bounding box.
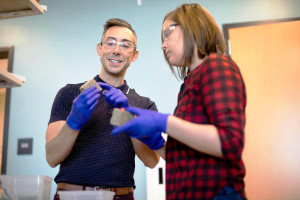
[213,186,245,200]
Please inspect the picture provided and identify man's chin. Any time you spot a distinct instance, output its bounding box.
[108,68,127,77]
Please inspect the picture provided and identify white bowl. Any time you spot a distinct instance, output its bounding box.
[0,175,52,200]
[58,190,115,200]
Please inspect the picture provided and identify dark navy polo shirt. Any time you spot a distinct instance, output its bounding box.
[49,75,157,188]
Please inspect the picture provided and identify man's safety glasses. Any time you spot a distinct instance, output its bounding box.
[101,38,136,53]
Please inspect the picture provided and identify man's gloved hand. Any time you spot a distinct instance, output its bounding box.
[66,86,100,130]
[98,82,129,108]
[111,107,170,150]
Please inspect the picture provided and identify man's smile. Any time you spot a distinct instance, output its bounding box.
[109,59,123,64]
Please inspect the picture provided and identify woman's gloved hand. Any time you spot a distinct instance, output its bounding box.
[98,82,129,108]
[137,132,166,150]
[66,86,100,130]
[111,106,170,150]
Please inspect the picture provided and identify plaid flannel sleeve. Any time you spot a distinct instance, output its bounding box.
[200,54,246,160]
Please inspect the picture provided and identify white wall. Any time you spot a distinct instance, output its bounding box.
[0,0,299,199]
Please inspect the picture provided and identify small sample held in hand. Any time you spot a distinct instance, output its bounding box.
[79,79,102,92]
[110,108,135,126]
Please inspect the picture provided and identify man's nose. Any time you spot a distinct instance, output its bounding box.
[113,44,122,54]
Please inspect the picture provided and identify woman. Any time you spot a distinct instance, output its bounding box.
[110,4,246,200]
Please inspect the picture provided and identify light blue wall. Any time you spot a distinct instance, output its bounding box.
[0,0,299,199]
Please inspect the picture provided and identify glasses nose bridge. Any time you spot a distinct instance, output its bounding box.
[162,30,167,41]
[112,41,122,52]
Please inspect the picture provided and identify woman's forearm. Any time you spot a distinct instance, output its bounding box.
[166,115,223,158]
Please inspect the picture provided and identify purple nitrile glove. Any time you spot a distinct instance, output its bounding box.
[98,82,129,108]
[66,86,100,130]
[138,132,165,150]
[111,107,169,150]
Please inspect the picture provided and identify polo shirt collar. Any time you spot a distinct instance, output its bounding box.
[93,75,129,94]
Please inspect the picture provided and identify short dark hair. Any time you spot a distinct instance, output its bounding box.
[102,18,137,46]
[163,4,226,80]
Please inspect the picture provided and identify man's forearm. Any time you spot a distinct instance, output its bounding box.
[131,138,160,169]
[46,122,79,168]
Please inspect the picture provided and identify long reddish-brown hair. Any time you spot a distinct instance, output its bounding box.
[162,4,226,80]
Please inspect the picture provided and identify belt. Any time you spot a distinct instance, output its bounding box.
[57,182,134,195]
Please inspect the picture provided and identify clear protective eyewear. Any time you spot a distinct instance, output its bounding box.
[100,38,136,53]
[162,24,178,41]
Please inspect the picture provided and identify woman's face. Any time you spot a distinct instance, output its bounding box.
[161,19,184,67]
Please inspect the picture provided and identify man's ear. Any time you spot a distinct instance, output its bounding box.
[131,50,139,62]
[97,43,102,56]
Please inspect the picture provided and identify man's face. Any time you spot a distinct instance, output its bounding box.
[97,26,138,77]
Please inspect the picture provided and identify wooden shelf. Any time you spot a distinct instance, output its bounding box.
[0,68,23,88]
[0,0,47,20]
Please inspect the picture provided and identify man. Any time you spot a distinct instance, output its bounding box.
[46,18,160,200]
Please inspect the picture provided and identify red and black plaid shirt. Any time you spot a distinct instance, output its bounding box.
[166,54,246,200]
